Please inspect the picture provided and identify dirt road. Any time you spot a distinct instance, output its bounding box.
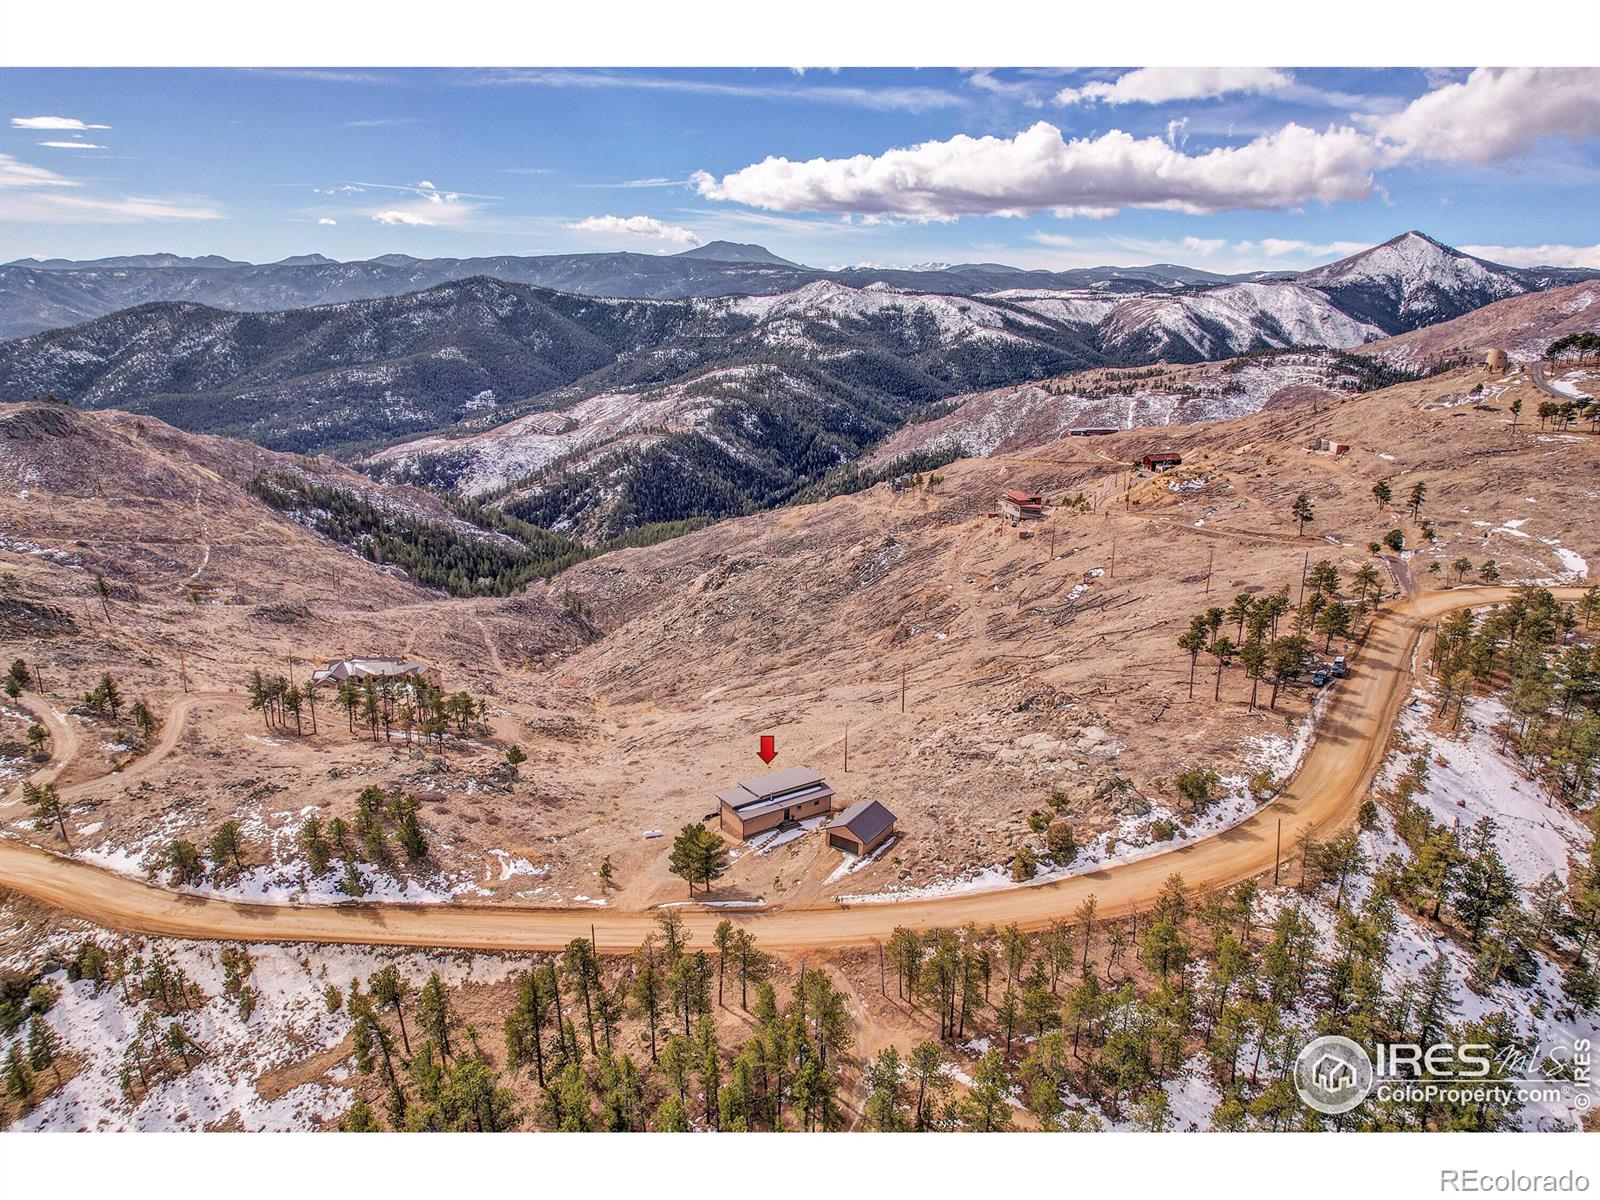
[0,587,1580,953]
[1529,360,1593,403]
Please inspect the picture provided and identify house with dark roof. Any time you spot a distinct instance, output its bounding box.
[716,766,836,841]
[310,657,436,687]
[827,799,897,856]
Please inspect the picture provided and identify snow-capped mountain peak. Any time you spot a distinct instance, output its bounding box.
[1295,231,1530,332]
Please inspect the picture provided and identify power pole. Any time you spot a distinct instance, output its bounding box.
[900,665,906,714]
[1049,527,1056,560]
[843,723,849,772]
[879,942,886,995]
[1205,547,1215,595]
[1273,819,1282,886]
[1109,538,1117,579]
[179,651,189,694]
[1298,551,1310,608]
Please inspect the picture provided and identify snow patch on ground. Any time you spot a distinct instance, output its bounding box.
[4,941,522,1131]
[841,700,1322,905]
[1383,692,1591,886]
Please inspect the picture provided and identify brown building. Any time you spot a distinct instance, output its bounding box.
[1141,452,1182,472]
[827,800,897,856]
[1000,489,1044,520]
[716,767,836,841]
[1485,348,1509,372]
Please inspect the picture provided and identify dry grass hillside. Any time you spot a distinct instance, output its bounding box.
[1359,280,1600,367]
[1,362,1595,913]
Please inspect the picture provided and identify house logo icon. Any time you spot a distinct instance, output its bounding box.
[1294,1035,1375,1115]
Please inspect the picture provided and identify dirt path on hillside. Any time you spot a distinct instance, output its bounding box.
[470,615,511,677]
[0,587,1581,953]
[1531,360,1595,404]
[1,694,81,807]
[3,691,224,813]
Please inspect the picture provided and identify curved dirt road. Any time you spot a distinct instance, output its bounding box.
[5,691,225,810]
[0,587,1580,953]
[1529,360,1593,404]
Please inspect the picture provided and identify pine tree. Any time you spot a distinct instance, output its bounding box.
[300,815,331,874]
[396,797,429,861]
[864,1046,908,1131]
[963,1049,1013,1131]
[418,972,454,1062]
[6,1044,33,1106]
[26,1014,60,1084]
[22,781,70,846]
[1408,480,1428,521]
[1291,493,1315,536]
[208,819,246,875]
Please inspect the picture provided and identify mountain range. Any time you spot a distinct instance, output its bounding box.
[2,231,1593,541]
[7,233,1519,342]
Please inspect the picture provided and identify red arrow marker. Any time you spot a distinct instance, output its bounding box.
[757,735,777,764]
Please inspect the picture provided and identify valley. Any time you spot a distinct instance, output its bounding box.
[2,227,1597,1137]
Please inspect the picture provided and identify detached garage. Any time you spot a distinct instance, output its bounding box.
[827,800,897,856]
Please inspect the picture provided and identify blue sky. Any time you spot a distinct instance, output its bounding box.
[2,67,1596,271]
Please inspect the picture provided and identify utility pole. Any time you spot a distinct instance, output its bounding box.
[178,651,189,694]
[1109,539,1117,579]
[1273,818,1282,886]
[879,942,886,995]
[1298,551,1310,608]
[900,665,906,714]
[1049,527,1056,560]
[843,723,849,772]
[1205,547,1215,595]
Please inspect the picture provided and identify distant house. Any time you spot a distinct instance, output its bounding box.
[1312,437,1351,456]
[827,800,897,856]
[1000,489,1045,520]
[310,657,436,687]
[1141,452,1182,472]
[1067,426,1118,437]
[716,766,836,841]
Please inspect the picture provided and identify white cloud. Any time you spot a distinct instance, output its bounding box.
[364,180,477,229]
[1024,232,1381,273]
[693,120,1380,220]
[565,214,700,245]
[1368,67,1600,165]
[0,152,218,223]
[1461,243,1600,269]
[4,193,222,223]
[472,69,963,113]
[1058,67,1292,106]
[317,217,338,226]
[10,115,110,130]
[1243,238,1368,259]
[37,141,106,150]
[373,209,436,226]
[0,153,74,188]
